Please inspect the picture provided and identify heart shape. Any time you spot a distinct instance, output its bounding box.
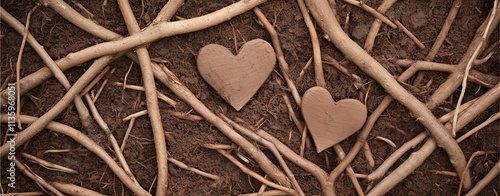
[301,86,367,152]
[197,39,276,111]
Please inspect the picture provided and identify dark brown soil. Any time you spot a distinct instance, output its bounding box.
[1,0,498,195]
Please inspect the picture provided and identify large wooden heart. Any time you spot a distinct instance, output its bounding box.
[197,39,276,111]
[302,87,367,152]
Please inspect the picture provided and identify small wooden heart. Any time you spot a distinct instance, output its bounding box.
[197,39,276,111]
[301,86,367,152]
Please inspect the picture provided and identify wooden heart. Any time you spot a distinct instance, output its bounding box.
[301,86,367,152]
[197,39,276,111]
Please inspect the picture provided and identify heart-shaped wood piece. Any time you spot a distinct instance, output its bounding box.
[197,39,276,111]
[302,86,367,152]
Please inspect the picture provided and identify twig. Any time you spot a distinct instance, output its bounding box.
[426,3,500,110]
[306,0,471,191]
[297,0,325,87]
[375,136,396,148]
[395,60,499,88]
[427,0,463,61]
[457,151,497,195]
[465,160,500,196]
[363,142,375,168]
[394,20,426,49]
[368,83,499,195]
[1,0,268,108]
[152,0,184,24]
[51,182,106,196]
[0,115,150,195]
[22,153,78,174]
[14,159,64,196]
[221,115,305,196]
[80,66,111,96]
[342,0,396,28]
[1,6,94,130]
[116,0,169,194]
[216,149,298,196]
[84,94,140,186]
[253,7,302,106]
[114,82,178,107]
[14,5,39,129]
[297,57,312,82]
[431,170,458,177]
[332,145,364,196]
[167,110,204,121]
[239,190,291,196]
[456,112,500,143]
[0,56,113,156]
[1,192,45,196]
[123,110,148,121]
[322,54,365,91]
[121,118,135,151]
[453,0,498,136]
[92,67,116,103]
[364,0,398,53]
[167,157,221,181]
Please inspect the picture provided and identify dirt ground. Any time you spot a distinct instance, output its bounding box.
[1,0,498,195]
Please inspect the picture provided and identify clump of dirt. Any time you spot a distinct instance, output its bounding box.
[1,0,498,195]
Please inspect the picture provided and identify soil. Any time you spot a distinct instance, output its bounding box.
[1,0,498,195]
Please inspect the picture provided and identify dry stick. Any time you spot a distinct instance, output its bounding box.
[394,20,426,49]
[465,160,500,196]
[0,56,113,156]
[1,192,45,196]
[167,110,204,121]
[367,83,500,195]
[253,7,302,106]
[121,118,135,151]
[1,6,94,131]
[84,94,140,186]
[22,153,78,174]
[306,0,471,190]
[221,115,305,196]
[13,159,64,196]
[152,0,185,24]
[0,0,267,108]
[365,98,477,186]
[167,157,221,181]
[157,67,291,187]
[362,142,375,168]
[363,0,398,53]
[395,60,499,88]
[92,67,116,103]
[414,0,463,85]
[323,54,365,90]
[116,1,169,194]
[14,5,38,130]
[332,145,364,196]
[80,66,111,97]
[342,0,397,29]
[453,0,498,136]
[215,149,298,196]
[426,4,500,110]
[0,115,150,195]
[297,57,312,82]
[21,3,289,186]
[456,112,500,143]
[254,129,333,195]
[51,182,106,196]
[457,151,497,196]
[113,82,178,107]
[297,0,325,87]
[239,190,290,196]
